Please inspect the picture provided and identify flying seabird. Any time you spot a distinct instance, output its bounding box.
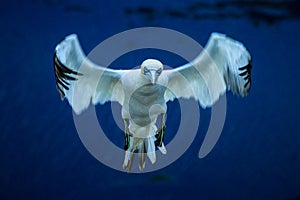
[53,33,252,171]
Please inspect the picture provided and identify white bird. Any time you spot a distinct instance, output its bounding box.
[54,33,252,171]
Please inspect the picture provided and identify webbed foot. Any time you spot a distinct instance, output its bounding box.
[155,125,167,154]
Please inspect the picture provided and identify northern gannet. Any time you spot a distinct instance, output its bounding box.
[54,33,252,171]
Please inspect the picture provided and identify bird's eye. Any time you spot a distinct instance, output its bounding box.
[156,69,162,74]
[144,67,149,74]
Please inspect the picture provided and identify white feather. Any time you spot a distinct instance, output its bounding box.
[164,32,252,108]
[54,32,252,171]
[55,34,125,114]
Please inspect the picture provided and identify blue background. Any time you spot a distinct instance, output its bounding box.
[1,0,300,199]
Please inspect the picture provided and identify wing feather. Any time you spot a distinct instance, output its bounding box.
[54,34,125,114]
[164,32,252,108]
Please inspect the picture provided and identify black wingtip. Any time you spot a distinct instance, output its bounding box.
[238,59,252,91]
[53,52,82,100]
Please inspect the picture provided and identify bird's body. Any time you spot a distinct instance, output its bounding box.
[118,63,169,169]
[121,69,167,136]
[53,32,252,171]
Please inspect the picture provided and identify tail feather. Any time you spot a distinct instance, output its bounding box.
[123,135,160,171]
[138,141,146,170]
[146,136,156,164]
[123,136,135,172]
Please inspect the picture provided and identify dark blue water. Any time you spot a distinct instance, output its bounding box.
[1,0,300,199]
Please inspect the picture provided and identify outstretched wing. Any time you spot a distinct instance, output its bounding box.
[54,34,125,114]
[164,32,252,108]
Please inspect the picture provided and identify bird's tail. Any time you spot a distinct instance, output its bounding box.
[123,135,166,172]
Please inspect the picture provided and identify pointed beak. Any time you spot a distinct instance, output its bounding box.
[150,71,156,84]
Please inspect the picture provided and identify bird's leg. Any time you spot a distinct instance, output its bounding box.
[155,113,166,147]
[123,119,130,151]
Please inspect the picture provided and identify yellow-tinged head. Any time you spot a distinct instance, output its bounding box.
[141,59,163,84]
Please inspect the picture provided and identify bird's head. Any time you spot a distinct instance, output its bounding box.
[141,59,163,84]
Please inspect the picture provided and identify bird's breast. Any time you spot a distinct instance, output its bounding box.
[122,84,167,127]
